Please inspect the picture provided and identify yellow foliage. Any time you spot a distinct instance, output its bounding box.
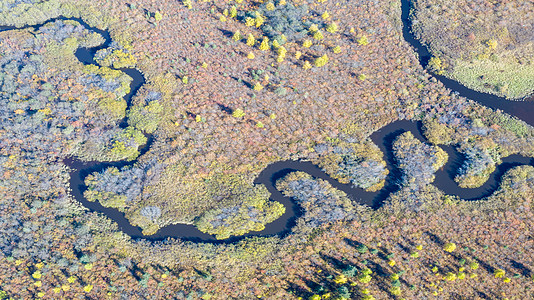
[332,46,341,53]
[357,35,369,45]
[333,274,348,284]
[259,37,270,51]
[313,30,324,40]
[253,82,264,91]
[443,242,456,252]
[232,30,242,41]
[314,54,328,67]
[245,17,255,26]
[255,14,265,27]
[32,271,42,279]
[445,272,456,281]
[494,269,505,278]
[246,34,256,46]
[230,6,237,18]
[486,39,498,50]
[326,22,338,33]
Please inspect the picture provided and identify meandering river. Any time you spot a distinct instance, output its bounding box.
[2,1,533,242]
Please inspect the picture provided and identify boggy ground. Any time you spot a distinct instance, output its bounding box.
[0,0,534,299]
[410,0,534,99]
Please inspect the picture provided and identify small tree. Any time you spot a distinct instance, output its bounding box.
[266,2,275,10]
[246,34,256,46]
[259,37,270,51]
[444,242,456,252]
[389,286,401,296]
[183,0,192,9]
[445,272,457,281]
[277,46,287,57]
[245,17,255,26]
[232,108,245,118]
[314,54,328,67]
[326,22,338,33]
[333,46,341,53]
[494,269,505,278]
[357,35,369,46]
[255,13,264,27]
[428,56,443,74]
[313,30,324,40]
[232,30,242,42]
[334,274,348,284]
[230,6,237,18]
[358,274,372,283]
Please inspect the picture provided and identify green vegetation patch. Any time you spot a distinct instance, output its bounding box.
[411,0,534,99]
[452,58,534,100]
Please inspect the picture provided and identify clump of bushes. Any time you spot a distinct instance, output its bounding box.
[393,131,448,188]
[455,143,500,188]
[95,41,137,69]
[194,201,285,239]
[84,165,145,208]
[337,157,387,191]
[243,1,310,42]
[276,172,371,228]
[128,91,165,133]
[314,139,388,192]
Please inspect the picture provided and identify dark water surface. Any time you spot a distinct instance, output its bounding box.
[2,4,534,242]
